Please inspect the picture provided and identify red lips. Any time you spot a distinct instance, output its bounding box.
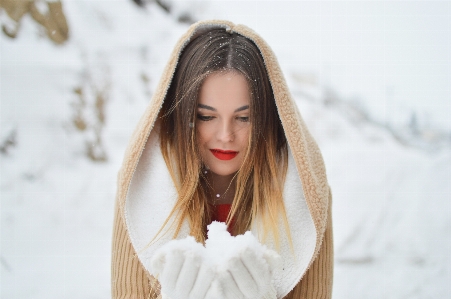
[210,149,239,160]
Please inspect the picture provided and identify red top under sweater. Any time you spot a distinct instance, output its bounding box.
[211,204,234,234]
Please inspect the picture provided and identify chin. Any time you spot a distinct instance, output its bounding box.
[201,151,244,177]
[208,165,240,177]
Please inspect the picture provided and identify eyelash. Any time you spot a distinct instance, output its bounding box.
[196,114,250,122]
[197,114,214,121]
[237,116,249,122]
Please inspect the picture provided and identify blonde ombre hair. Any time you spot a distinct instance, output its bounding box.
[158,28,290,246]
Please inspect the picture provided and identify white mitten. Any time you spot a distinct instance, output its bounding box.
[151,223,280,299]
[150,236,215,299]
[205,222,281,299]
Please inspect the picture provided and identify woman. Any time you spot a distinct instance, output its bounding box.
[112,20,333,299]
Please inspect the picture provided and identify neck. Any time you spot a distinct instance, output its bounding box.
[208,172,236,205]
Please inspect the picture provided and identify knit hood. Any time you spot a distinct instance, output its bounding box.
[116,20,331,298]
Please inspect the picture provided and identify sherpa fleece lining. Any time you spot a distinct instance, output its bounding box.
[116,20,331,298]
[125,125,316,298]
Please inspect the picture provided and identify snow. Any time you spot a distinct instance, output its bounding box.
[194,1,451,132]
[1,1,450,298]
[150,222,279,275]
[204,222,279,270]
[150,222,279,299]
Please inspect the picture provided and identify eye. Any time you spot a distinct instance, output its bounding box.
[236,116,250,122]
[197,114,215,121]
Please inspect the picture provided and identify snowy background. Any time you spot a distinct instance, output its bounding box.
[1,1,450,298]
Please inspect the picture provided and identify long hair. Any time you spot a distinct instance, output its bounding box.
[158,28,290,245]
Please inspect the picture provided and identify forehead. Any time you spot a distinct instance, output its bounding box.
[198,71,250,108]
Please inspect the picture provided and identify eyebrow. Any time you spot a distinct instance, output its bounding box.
[198,104,250,113]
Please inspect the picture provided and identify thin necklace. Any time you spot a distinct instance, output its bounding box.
[203,169,235,204]
[215,183,232,202]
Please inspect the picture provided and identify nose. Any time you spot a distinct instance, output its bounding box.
[216,119,234,143]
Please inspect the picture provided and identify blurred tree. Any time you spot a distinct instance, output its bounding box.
[0,0,69,44]
[131,0,170,13]
[0,127,16,155]
[130,0,195,24]
[71,57,111,162]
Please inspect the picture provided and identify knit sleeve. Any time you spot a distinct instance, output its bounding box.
[284,188,334,299]
[111,201,162,299]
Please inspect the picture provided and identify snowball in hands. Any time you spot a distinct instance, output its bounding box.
[149,221,281,299]
[150,236,214,299]
[205,222,280,299]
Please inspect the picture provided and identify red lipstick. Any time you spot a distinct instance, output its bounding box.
[210,149,238,160]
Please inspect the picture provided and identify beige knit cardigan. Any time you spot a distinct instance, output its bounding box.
[111,20,333,299]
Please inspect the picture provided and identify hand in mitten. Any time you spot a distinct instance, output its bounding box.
[217,247,279,299]
[205,222,281,299]
[150,236,215,299]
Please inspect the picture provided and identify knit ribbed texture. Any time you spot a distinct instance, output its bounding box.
[116,20,331,257]
[285,190,334,298]
[111,20,334,298]
[112,201,155,299]
[111,193,333,298]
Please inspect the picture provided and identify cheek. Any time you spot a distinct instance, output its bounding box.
[196,135,208,164]
[196,123,217,144]
[196,127,211,156]
[196,127,207,145]
[238,127,251,148]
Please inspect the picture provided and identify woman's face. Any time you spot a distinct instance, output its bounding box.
[196,71,251,177]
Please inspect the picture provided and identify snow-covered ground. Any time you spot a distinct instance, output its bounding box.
[1,1,450,298]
